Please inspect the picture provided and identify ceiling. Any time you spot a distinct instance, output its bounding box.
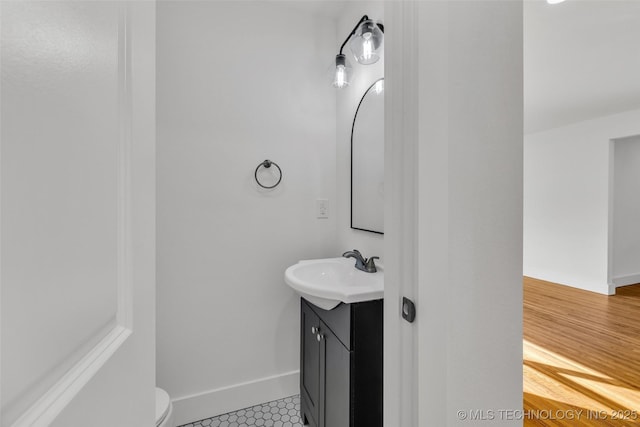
[279,0,347,19]
[525,0,640,133]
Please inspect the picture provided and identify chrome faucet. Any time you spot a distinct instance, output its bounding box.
[342,249,379,273]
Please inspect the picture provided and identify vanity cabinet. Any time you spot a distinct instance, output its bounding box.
[300,298,383,427]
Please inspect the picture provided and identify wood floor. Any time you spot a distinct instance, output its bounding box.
[524,277,640,426]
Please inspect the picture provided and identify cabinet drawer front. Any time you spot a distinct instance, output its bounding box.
[306,300,351,350]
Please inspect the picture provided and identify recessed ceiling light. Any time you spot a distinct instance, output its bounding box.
[547,0,566,4]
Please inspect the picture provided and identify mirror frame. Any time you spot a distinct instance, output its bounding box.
[350,77,384,235]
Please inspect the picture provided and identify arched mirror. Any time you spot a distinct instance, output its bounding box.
[351,78,384,234]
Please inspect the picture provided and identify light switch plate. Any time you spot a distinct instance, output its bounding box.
[316,199,329,219]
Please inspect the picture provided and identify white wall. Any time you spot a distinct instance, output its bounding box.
[336,2,384,261]
[524,108,640,294]
[156,2,338,424]
[612,135,640,285]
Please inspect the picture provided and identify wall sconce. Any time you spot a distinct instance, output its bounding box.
[331,15,384,89]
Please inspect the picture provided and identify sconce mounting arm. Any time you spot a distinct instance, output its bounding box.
[339,15,368,55]
[338,15,385,56]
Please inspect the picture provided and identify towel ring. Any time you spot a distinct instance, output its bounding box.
[254,160,282,189]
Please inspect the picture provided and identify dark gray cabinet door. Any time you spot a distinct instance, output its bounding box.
[321,322,351,427]
[301,301,321,426]
[301,298,382,427]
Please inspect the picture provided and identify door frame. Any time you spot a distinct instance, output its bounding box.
[383,2,419,426]
[383,2,524,426]
[608,134,640,293]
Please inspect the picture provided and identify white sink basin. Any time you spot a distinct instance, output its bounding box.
[284,257,384,310]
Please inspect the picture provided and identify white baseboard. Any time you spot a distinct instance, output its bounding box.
[523,271,611,295]
[610,273,640,293]
[171,371,299,427]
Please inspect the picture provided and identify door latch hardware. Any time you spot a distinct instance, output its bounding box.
[402,297,416,323]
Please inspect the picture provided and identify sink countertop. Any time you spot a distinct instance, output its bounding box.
[284,257,384,310]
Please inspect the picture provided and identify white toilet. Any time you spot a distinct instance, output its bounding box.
[156,387,174,427]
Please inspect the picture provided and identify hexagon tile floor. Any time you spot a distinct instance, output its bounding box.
[178,395,303,427]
